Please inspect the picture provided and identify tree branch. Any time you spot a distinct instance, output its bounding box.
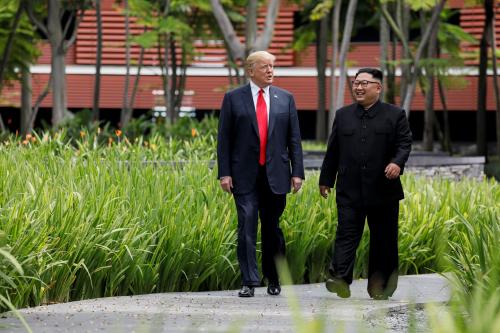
[29,75,53,131]
[254,0,280,50]
[210,0,244,60]
[379,2,413,62]
[24,1,49,37]
[64,7,86,51]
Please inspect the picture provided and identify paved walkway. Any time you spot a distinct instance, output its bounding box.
[0,274,450,333]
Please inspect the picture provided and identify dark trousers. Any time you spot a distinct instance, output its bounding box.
[330,202,399,297]
[233,166,286,286]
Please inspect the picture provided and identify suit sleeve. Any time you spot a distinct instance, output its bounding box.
[288,95,305,179]
[319,114,340,187]
[217,93,232,179]
[390,109,412,174]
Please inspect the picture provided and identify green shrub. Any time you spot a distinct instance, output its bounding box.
[0,134,498,316]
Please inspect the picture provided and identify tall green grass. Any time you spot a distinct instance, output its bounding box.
[0,133,498,317]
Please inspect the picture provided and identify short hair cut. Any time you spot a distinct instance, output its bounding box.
[246,51,276,71]
[355,68,383,82]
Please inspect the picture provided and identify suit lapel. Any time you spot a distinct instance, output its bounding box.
[242,84,259,137]
[268,86,278,139]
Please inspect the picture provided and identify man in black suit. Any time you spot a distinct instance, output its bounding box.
[217,51,304,297]
[319,68,412,300]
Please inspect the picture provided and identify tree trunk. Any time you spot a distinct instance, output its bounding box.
[436,40,452,154]
[328,0,342,135]
[488,4,500,157]
[20,66,32,135]
[210,0,244,60]
[476,0,493,156]
[25,0,85,128]
[423,11,438,151]
[246,0,257,54]
[175,45,188,110]
[169,38,177,123]
[47,0,66,126]
[210,0,280,61]
[29,76,52,132]
[162,33,173,122]
[121,0,132,127]
[130,46,145,111]
[50,44,66,125]
[397,1,410,101]
[400,0,445,117]
[315,15,328,141]
[334,0,358,112]
[92,0,102,122]
[379,2,389,102]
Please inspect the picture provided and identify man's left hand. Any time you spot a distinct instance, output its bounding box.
[291,177,302,193]
[384,163,401,179]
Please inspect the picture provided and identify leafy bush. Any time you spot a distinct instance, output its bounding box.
[0,134,498,317]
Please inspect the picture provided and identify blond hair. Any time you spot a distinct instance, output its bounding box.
[245,51,276,71]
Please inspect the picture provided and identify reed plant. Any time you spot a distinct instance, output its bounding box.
[0,132,498,321]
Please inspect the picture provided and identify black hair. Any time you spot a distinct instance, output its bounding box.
[355,68,383,82]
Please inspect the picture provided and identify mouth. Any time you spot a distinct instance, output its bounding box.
[354,91,365,98]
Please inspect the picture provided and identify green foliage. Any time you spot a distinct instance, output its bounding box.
[427,204,499,333]
[0,133,498,315]
[0,1,40,84]
[32,108,219,146]
[381,0,439,11]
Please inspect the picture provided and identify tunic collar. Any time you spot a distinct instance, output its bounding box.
[356,100,381,118]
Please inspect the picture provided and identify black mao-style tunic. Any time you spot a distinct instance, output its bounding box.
[319,100,412,207]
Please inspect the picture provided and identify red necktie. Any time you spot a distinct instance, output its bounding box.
[256,89,268,165]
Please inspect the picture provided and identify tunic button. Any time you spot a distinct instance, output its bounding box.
[361,138,366,143]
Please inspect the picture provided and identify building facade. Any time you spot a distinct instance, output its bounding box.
[0,0,498,140]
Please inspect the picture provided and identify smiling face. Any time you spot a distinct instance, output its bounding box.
[248,56,274,88]
[353,72,382,108]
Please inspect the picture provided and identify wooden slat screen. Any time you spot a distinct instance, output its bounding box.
[76,6,295,67]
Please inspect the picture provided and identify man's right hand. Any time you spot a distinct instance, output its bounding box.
[220,176,233,193]
[319,185,331,199]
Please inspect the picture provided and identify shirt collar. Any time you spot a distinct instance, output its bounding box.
[356,100,381,118]
[249,80,270,96]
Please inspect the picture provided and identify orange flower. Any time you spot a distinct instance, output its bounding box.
[80,131,86,138]
[115,129,122,137]
[191,128,198,137]
[22,140,29,145]
[108,137,113,146]
[25,134,32,140]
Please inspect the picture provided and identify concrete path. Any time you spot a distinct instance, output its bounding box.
[1,274,450,333]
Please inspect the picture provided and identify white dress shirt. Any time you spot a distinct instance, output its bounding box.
[249,80,270,122]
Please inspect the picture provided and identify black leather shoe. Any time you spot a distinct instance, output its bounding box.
[267,283,281,296]
[326,277,351,298]
[238,286,255,297]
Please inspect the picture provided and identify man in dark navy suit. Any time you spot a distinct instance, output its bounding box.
[319,68,412,300]
[217,51,304,297]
